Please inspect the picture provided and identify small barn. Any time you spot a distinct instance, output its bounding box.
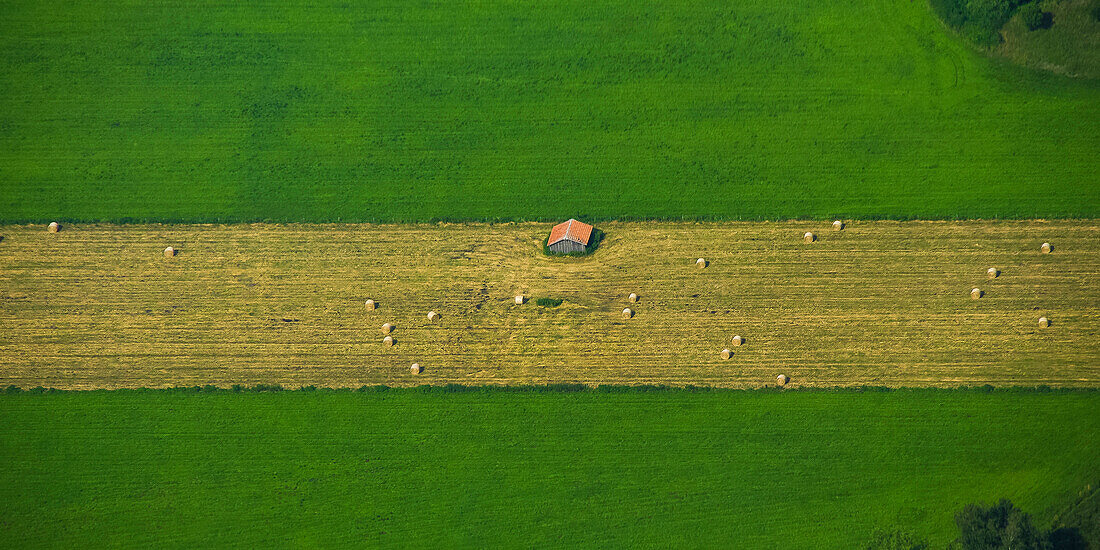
[547,219,594,254]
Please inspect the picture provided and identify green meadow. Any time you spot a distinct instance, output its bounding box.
[1,0,1098,223]
[0,388,1096,548]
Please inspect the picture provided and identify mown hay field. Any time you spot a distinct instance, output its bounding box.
[1,0,1098,223]
[0,389,1097,548]
[1,221,1097,389]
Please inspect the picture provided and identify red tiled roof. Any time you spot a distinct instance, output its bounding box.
[548,219,594,246]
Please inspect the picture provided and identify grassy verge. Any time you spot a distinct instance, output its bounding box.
[0,388,1096,547]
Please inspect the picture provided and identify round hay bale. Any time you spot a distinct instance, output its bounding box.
[1038,317,1050,328]
[1041,242,1052,254]
[47,222,60,233]
[696,258,707,269]
[381,323,393,334]
[383,335,394,346]
[514,295,524,305]
[622,308,633,319]
[732,335,743,347]
[427,311,439,323]
[803,232,816,243]
[721,349,732,360]
[365,299,376,310]
[832,220,844,231]
[410,363,421,374]
[163,246,175,258]
[987,268,999,279]
[971,288,983,300]
[628,293,638,303]
[776,374,789,386]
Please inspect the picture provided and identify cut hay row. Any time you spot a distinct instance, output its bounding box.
[0,221,1096,389]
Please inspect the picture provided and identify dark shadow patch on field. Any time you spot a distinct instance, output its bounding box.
[1049,527,1088,550]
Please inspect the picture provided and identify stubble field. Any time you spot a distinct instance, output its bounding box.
[1,220,1097,389]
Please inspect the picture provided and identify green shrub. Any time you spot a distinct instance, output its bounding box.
[864,529,929,550]
[543,383,587,392]
[930,0,1032,46]
[535,297,563,307]
[954,499,1050,549]
[356,385,390,393]
[1018,3,1047,30]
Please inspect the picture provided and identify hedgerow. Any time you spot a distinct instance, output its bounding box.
[931,0,1035,45]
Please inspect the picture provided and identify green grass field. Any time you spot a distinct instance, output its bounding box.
[1,0,1098,223]
[0,388,1096,548]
